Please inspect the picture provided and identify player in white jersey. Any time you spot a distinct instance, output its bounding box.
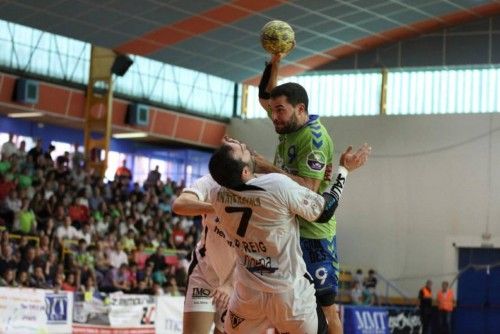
[208,139,371,334]
[173,175,237,334]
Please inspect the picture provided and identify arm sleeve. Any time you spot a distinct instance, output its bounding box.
[258,62,272,99]
[315,166,348,223]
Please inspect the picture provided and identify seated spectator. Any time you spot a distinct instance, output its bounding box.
[17,198,37,235]
[166,276,182,296]
[351,281,364,305]
[364,269,379,305]
[80,223,93,245]
[68,198,89,229]
[121,229,136,252]
[17,270,30,287]
[31,265,51,289]
[80,276,102,301]
[56,216,81,242]
[0,267,17,287]
[146,246,166,274]
[101,263,130,293]
[133,242,148,270]
[354,268,364,286]
[61,272,78,292]
[172,221,186,249]
[107,242,128,269]
[0,242,17,275]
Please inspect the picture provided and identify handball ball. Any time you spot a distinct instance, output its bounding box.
[260,20,295,54]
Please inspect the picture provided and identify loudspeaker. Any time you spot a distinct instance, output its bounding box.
[15,78,39,104]
[126,103,149,126]
[111,54,133,76]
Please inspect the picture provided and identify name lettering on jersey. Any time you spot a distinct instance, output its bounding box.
[245,256,278,275]
[225,237,267,253]
[216,190,262,207]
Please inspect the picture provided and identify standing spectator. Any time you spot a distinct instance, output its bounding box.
[72,143,84,169]
[1,133,17,159]
[437,281,454,334]
[419,280,433,334]
[17,140,27,161]
[56,151,70,169]
[43,144,56,167]
[27,139,44,169]
[145,165,161,190]
[115,159,132,185]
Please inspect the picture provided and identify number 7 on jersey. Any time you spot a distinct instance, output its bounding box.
[225,206,253,237]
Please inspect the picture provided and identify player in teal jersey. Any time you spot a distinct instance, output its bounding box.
[256,54,342,334]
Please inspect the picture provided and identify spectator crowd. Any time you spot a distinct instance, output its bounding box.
[0,133,200,298]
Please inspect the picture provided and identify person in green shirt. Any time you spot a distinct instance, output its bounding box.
[18,198,37,234]
[256,54,343,334]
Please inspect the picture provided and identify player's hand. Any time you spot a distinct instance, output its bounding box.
[212,286,231,310]
[340,143,371,171]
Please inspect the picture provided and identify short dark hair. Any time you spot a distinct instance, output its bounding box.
[270,82,309,112]
[209,144,246,190]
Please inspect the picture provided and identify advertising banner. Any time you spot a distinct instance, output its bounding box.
[387,308,421,334]
[155,296,184,334]
[107,293,156,328]
[344,306,390,334]
[0,287,72,334]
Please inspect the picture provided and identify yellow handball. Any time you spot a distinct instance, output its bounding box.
[260,20,295,55]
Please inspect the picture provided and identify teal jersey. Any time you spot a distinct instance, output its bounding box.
[273,115,336,239]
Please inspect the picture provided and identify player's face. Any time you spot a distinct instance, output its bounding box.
[269,95,301,134]
[225,141,255,173]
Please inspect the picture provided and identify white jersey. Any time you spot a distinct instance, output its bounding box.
[210,173,325,293]
[183,175,236,285]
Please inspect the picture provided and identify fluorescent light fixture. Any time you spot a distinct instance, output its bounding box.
[7,112,44,118]
[112,132,148,139]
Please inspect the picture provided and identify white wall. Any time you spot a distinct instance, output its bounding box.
[228,114,500,297]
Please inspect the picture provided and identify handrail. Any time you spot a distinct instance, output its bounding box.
[375,272,412,305]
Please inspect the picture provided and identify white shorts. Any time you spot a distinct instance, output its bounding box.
[184,253,228,332]
[225,276,319,334]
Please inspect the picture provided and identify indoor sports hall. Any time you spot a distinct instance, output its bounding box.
[0,1,499,334]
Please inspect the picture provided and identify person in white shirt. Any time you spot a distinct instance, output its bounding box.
[107,242,128,269]
[207,138,370,334]
[1,133,17,159]
[56,216,81,241]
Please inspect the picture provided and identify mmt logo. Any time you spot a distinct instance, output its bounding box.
[45,294,68,323]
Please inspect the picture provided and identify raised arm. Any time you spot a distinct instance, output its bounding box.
[258,54,283,113]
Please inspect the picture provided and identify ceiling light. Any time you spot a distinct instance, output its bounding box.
[7,112,44,118]
[112,132,148,139]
